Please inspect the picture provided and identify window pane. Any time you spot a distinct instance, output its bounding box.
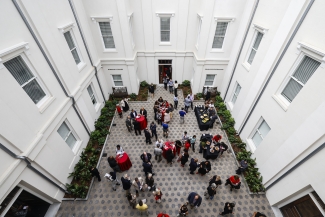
[253,32,263,49]
[58,122,69,140]
[71,49,81,64]
[231,95,237,104]
[87,86,93,96]
[64,31,75,50]
[293,56,320,84]
[112,75,122,80]
[252,131,263,147]
[114,81,123,86]
[259,121,271,138]
[66,133,77,149]
[281,78,303,102]
[212,22,228,48]
[4,56,34,85]
[160,17,170,30]
[99,22,115,48]
[206,75,215,80]
[103,36,115,49]
[22,79,46,104]
[247,49,256,64]
[235,84,241,95]
[161,31,170,42]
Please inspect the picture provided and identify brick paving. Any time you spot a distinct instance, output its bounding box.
[56,87,275,217]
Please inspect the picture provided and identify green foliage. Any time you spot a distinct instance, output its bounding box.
[141,93,147,98]
[227,117,235,126]
[182,80,191,86]
[215,95,223,103]
[236,142,246,149]
[84,145,92,153]
[226,127,236,135]
[66,183,89,198]
[80,151,87,161]
[90,130,102,141]
[196,93,203,99]
[228,135,241,144]
[222,110,232,119]
[236,151,252,161]
[130,93,137,100]
[98,137,106,146]
[140,80,149,87]
[216,102,227,111]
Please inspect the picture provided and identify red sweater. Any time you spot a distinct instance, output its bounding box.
[116,106,122,113]
[213,135,222,142]
[229,176,240,185]
[184,142,191,150]
[157,214,170,217]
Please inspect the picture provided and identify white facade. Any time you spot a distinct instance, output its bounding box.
[0,0,325,216]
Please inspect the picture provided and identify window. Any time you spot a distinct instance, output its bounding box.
[63,31,81,65]
[4,56,46,104]
[231,82,241,104]
[112,75,123,86]
[87,85,97,105]
[160,17,170,42]
[196,15,203,48]
[129,15,135,48]
[281,56,320,102]
[99,22,115,49]
[212,22,228,49]
[204,75,215,86]
[251,120,271,147]
[247,31,263,64]
[57,121,77,149]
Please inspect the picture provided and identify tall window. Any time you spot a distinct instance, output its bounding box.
[57,121,77,149]
[247,31,263,64]
[63,31,81,64]
[251,120,271,147]
[231,82,241,104]
[160,17,170,42]
[204,75,215,86]
[87,85,97,105]
[112,75,123,86]
[99,22,115,49]
[4,56,46,104]
[281,56,320,102]
[196,16,202,48]
[212,22,228,49]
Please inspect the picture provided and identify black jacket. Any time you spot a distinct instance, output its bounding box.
[140,109,147,117]
[181,155,189,165]
[89,168,100,177]
[189,158,198,171]
[149,85,155,93]
[146,176,154,187]
[130,111,137,119]
[209,176,222,186]
[121,177,132,190]
[107,158,118,168]
[140,153,152,162]
[109,171,117,180]
[207,186,216,196]
[166,149,174,163]
[144,130,151,138]
[133,120,140,130]
[142,162,153,173]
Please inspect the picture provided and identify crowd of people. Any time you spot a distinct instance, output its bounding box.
[91,83,267,217]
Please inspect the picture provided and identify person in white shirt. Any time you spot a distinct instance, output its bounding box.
[189,93,194,110]
[174,95,178,110]
[174,80,179,96]
[116,145,124,155]
[182,131,189,144]
[156,139,164,148]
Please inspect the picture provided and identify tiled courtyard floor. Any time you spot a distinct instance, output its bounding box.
[56,87,275,217]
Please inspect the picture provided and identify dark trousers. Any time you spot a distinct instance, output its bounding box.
[146,136,152,144]
[164,83,167,90]
[135,128,141,135]
[190,101,193,110]
[169,86,173,93]
[174,88,178,96]
[154,112,157,120]
[191,143,195,152]
[157,119,162,125]
[94,173,101,181]
[185,106,189,113]
[151,130,157,140]
[174,101,178,109]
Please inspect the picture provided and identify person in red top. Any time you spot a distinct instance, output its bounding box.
[184,139,191,151]
[116,104,123,118]
[212,134,222,143]
[225,175,241,191]
[157,213,170,217]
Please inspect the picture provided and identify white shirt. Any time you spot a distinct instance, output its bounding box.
[116,147,124,155]
[156,140,164,148]
[174,83,179,89]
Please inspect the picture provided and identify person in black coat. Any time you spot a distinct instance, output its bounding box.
[218,142,228,156]
[145,173,155,191]
[143,161,155,176]
[121,174,132,196]
[180,152,189,167]
[197,163,207,176]
[144,128,152,144]
[220,202,235,215]
[189,158,198,174]
[166,149,174,166]
[130,109,137,119]
[236,160,248,175]
[89,167,101,182]
[206,183,217,200]
[204,161,211,173]
[187,192,202,209]
[140,152,152,162]
[107,156,121,172]
[148,84,155,98]
[132,120,141,136]
[139,107,147,119]
[209,175,222,187]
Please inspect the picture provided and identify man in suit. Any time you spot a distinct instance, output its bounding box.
[133,119,141,136]
[121,174,132,196]
[130,109,137,119]
[187,192,202,209]
[140,152,152,162]
[139,107,147,120]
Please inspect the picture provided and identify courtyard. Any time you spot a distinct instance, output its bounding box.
[56,87,275,217]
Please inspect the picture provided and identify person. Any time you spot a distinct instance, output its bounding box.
[190,135,196,152]
[168,79,174,94]
[140,152,152,162]
[175,140,182,155]
[209,114,219,128]
[184,139,191,151]
[104,171,121,191]
[156,139,164,148]
[206,183,217,200]
[220,202,235,215]
[168,104,174,119]
[145,173,155,191]
[157,111,162,125]
[181,131,189,144]
[116,145,124,155]
[236,160,248,175]
[225,175,241,191]
[12,205,29,217]
[199,140,209,153]
[184,96,191,113]
[166,149,174,166]
[163,76,168,90]
[140,107,147,119]
[148,122,156,141]
[121,174,132,196]
[189,93,194,110]
[209,175,222,187]
[187,192,202,209]
[205,88,211,101]
[132,177,147,193]
[164,111,170,123]
[189,158,198,174]
[120,98,129,112]
[218,142,228,156]
[162,122,169,138]
[116,104,123,118]
[127,192,137,209]
[107,156,121,172]
[135,199,149,216]
[154,105,158,121]
[144,128,152,144]
[212,134,222,143]
[174,95,179,110]
[174,80,178,96]
[153,188,163,203]
[133,119,141,136]
[149,83,155,98]
[143,160,154,176]
[180,152,189,167]
[252,212,267,217]
[208,107,216,117]
[154,144,163,162]
[158,96,164,103]
[197,162,207,176]
[89,166,101,182]
[130,109,137,119]
[177,202,189,216]
[157,213,170,217]
[179,108,186,124]
[126,116,133,132]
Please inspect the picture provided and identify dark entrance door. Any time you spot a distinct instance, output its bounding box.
[158,60,172,84]
[280,194,323,217]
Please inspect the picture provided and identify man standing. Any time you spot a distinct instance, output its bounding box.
[148,83,155,98]
[168,79,174,94]
[150,122,158,141]
[162,122,169,138]
[104,171,121,191]
[174,95,178,109]
[154,144,163,162]
[187,192,202,209]
[163,76,168,90]
[184,96,191,113]
[140,152,152,162]
[130,109,137,119]
[135,200,149,216]
[140,107,147,120]
[133,119,141,136]
[126,116,133,132]
[179,108,186,124]
[121,174,132,196]
[144,128,152,144]
[189,93,194,110]
[143,161,155,176]
[189,158,199,175]
[89,167,101,182]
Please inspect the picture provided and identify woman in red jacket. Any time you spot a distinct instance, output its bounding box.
[225,175,241,191]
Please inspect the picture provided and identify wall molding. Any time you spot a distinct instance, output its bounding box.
[0,42,30,69]
[90,16,113,23]
[57,22,75,33]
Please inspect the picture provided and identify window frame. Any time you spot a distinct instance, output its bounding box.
[230,82,241,106]
[246,31,263,65]
[57,120,79,152]
[247,117,271,152]
[90,16,116,52]
[204,74,216,86]
[112,74,124,87]
[87,83,100,112]
[211,17,235,52]
[156,13,174,45]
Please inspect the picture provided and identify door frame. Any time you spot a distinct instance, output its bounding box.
[155,58,174,85]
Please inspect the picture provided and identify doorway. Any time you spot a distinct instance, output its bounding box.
[158,60,172,84]
[280,194,323,217]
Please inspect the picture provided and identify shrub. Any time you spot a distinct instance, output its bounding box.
[66,183,89,198]
[215,95,223,103]
[216,102,227,111]
[226,127,236,135]
[228,135,241,144]
[98,137,106,146]
[182,80,191,86]
[90,130,102,141]
[130,93,137,100]
[140,80,149,87]
[196,93,203,99]
[236,151,252,161]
